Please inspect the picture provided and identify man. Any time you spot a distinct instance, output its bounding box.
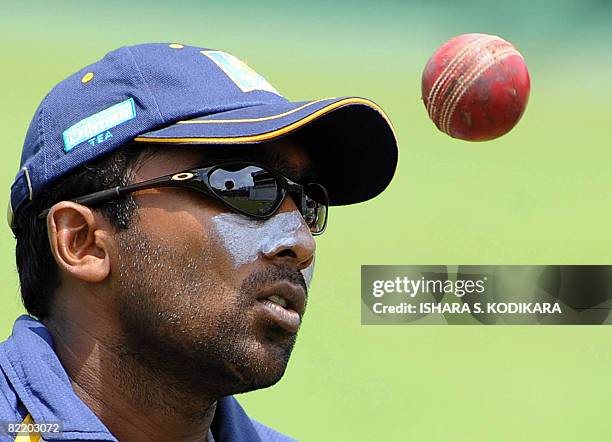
[1,43,397,441]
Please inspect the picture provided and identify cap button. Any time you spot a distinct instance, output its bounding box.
[81,72,94,84]
[169,43,184,49]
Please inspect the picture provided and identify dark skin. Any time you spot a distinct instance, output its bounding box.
[42,138,317,442]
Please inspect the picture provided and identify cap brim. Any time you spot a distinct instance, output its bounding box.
[134,97,398,206]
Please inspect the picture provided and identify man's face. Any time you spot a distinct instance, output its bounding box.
[110,139,317,397]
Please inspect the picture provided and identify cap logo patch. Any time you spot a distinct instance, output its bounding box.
[62,97,136,152]
[201,51,281,96]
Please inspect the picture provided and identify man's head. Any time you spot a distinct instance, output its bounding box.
[15,136,317,398]
[10,42,397,400]
[113,140,317,395]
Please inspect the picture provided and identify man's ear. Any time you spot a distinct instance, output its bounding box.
[46,201,112,283]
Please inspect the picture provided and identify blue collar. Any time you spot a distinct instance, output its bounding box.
[0,315,263,441]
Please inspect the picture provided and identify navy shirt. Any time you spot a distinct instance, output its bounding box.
[0,315,295,441]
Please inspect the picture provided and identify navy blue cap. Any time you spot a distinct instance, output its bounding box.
[9,43,398,228]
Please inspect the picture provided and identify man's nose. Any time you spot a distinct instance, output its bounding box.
[261,197,316,270]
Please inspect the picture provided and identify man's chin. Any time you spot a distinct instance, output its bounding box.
[222,336,296,394]
[229,367,286,395]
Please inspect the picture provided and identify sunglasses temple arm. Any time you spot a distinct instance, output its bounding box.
[36,176,178,220]
[114,175,181,196]
[88,175,190,203]
[73,186,122,205]
[36,186,125,220]
[71,174,176,206]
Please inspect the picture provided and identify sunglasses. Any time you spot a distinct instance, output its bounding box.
[38,162,329,235]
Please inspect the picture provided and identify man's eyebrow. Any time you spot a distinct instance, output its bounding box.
[199,149,319,182]
[266,157,319,183]
[253,149,320,182]
[290,163,319,183]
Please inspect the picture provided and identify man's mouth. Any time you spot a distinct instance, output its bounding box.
[267,295,289,308]
[256,281,306,334]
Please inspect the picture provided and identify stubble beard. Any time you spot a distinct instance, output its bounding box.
[111,225,306,418]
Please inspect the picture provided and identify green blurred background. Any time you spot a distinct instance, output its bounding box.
[1,0,611,440]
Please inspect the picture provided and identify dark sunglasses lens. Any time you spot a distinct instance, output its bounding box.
[209,165,280,216]
[304,184,329,235]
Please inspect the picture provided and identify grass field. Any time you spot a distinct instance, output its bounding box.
[1,1,611,440]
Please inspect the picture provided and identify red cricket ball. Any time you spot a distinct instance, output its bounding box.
[421,33,530,141]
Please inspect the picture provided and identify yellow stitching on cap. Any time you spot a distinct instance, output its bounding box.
[177,98,335,125]
[169,43,184,49]
[81,72,94,84]
[22,167,33,201]
[134,97,397,144]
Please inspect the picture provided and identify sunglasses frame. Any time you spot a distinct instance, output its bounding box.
[37,161,329,235]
